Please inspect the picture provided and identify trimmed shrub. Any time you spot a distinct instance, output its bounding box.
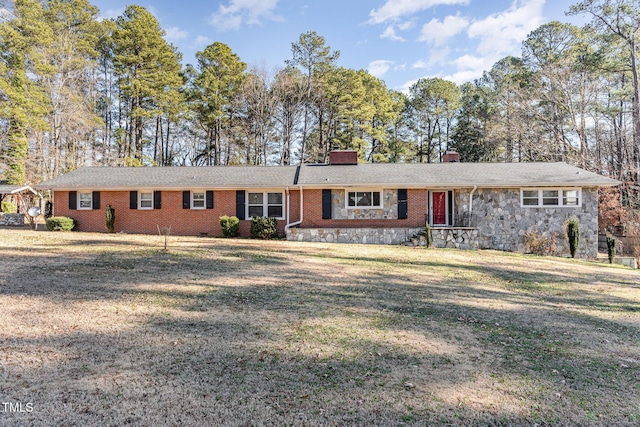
[566,216,580,258]
[106,204,115,233]
[1,200,17,213]
[425,222,433,248]
[250,216,277,239]
[606,233,617,264]
[219,215,240,238]
[46,216,76,231]
[44,200,53,219]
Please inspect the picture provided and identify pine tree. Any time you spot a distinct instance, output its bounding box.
[112,5,183,163]
[191,42,246,166]
[0,0,49,184]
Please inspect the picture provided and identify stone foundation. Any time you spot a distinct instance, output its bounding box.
[287,227,423,245]
[0,213,25,226]
[432,227,479,249]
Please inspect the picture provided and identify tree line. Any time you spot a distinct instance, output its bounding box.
[0,0,638,209]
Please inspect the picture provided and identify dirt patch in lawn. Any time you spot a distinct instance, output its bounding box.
[1,229,639,426]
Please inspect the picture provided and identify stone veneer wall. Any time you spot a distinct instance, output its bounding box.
[432,228,479,250]
[0,213,25,226]
[332,189,397,220]
[287,226,423,245]
[470,187,599,258]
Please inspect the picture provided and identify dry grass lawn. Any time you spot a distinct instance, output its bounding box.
[0,229,639,426]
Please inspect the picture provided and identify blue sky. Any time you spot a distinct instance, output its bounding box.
[92,0,585,92]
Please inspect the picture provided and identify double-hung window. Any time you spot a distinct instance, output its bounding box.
[520,188,581,207]
[247,191,284,219]
[347,190,382,208]
[78,192,93,210]
[139,192,153,209]
[191,192,205,209]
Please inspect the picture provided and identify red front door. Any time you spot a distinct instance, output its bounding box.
[432,191,447,225]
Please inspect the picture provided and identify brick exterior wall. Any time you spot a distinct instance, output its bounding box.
[53,190,289,237]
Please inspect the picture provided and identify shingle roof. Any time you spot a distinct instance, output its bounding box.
[0,185,39,195]
[36,166,299,190]
[35,162,619,191]
[297,162,619,188]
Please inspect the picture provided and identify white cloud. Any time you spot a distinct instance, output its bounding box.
[430,47,451,65]
[451,54,492,71]
[380,25,405,41]
[431,0,546,85]
[208,0,282,31]
[412,60,430,69]
[193,35,213,49]
[467,0,545,56]
[164,26,189,43]
[442,69,483,85]
[418,14,469,46]
[397,20,416,31]
[369,0,470,24]
[397,77,420,94]
[368,60,395,78]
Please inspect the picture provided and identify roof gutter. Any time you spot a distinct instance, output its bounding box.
[468,185,477,227]
[469,185,477,213]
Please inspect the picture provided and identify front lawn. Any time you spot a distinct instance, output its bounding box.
[0,229,638,426]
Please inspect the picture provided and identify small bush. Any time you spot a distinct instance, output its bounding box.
[425,222,433,248]
[606,233,617,264]
[566,216,580,258]
[524,229,558,256]
[250,216,278,239]
[219,215,240,237]
[1,200,17,213]
[106,204,115,233]
[46,216,76,231]
[44,200,53,219]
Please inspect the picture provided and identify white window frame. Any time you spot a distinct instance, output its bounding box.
[139,191,154,210]
[345,189,383,209]
[191,191,206,210]
[78,191,93,210]
[246,191,285,220]
[520,188,582,208]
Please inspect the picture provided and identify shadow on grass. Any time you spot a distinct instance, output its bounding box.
[1,236,640,425]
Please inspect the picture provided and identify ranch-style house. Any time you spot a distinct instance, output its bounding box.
[36,150,619,258]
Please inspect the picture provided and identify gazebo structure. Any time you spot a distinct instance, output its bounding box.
[0,181,41,226]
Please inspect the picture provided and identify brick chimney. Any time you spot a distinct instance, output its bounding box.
[329,150,358,165]
[442,150,460,163]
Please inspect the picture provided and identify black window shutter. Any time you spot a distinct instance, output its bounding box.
[154,191,161,209]
[130,191,137,209]
[92,191,100,210]
[236,190,245,220]
[69,191,77,210]
[206,190,214,209]
[398,189,408,219]
[182,191,190,209]
[322,189,332,219]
